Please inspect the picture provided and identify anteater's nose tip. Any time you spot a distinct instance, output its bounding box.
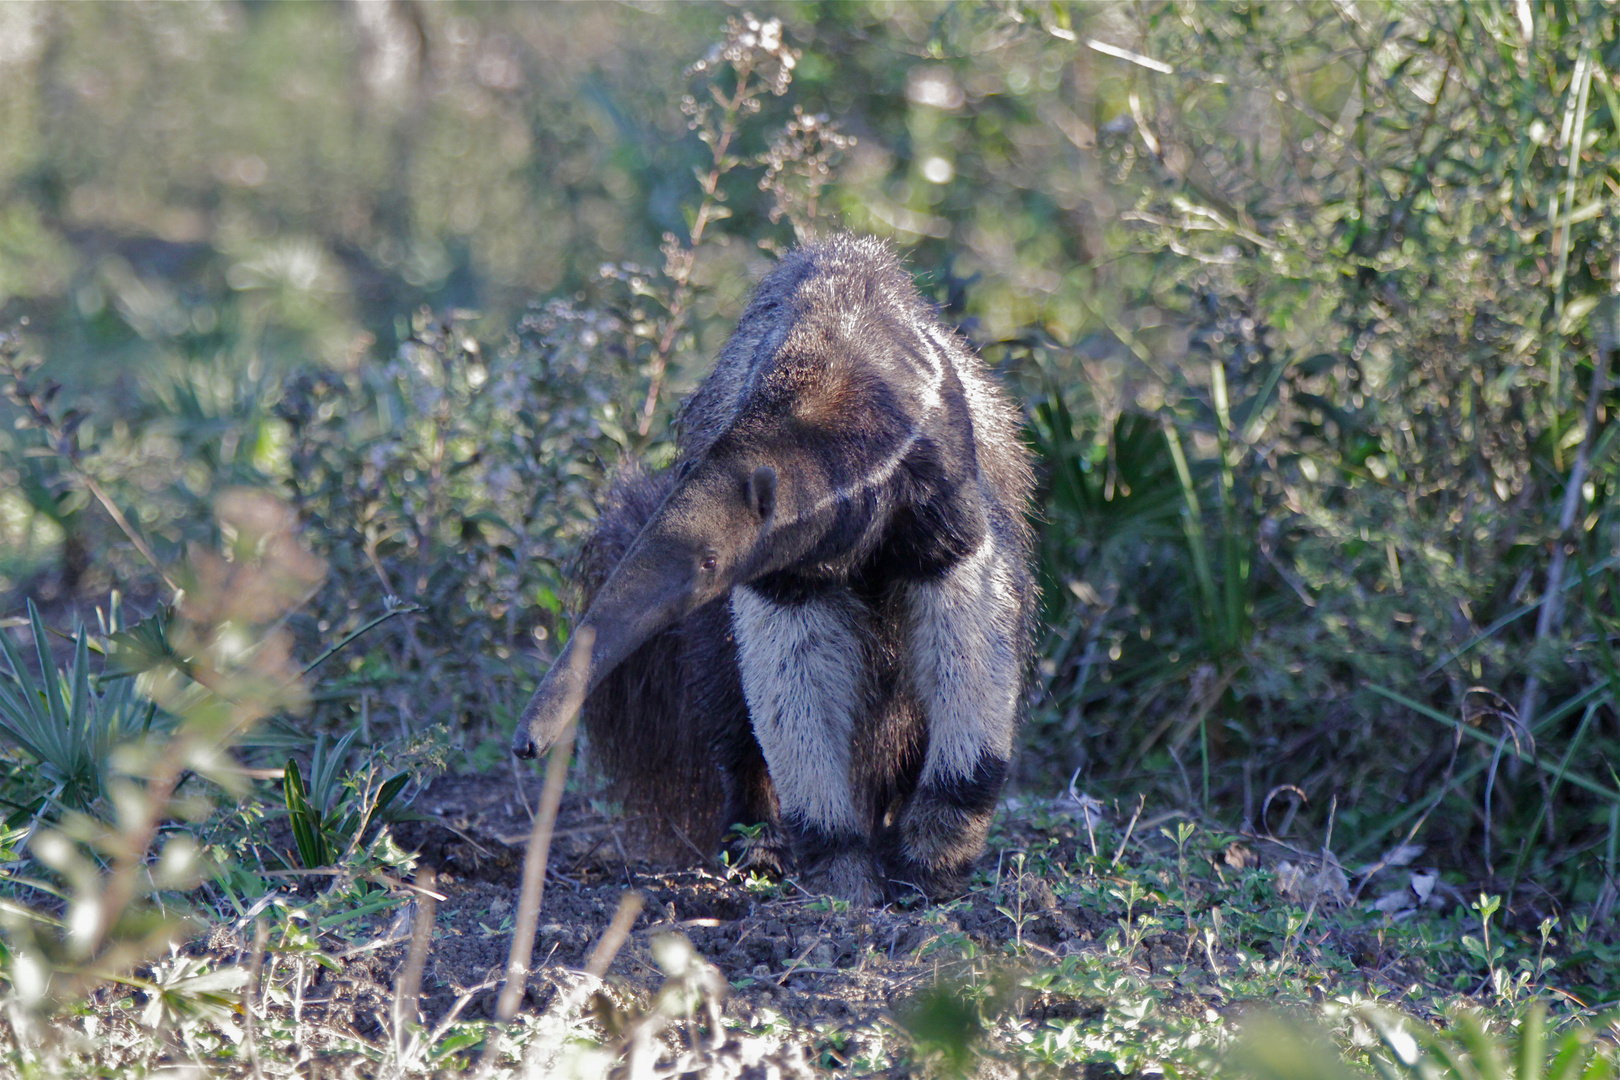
[511,731,538,760]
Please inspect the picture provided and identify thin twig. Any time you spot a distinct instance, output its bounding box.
[81,475,181,595]
[1110,795,1145,870]
[300,602,423,676]
[636,54,766,438]
[495,720,578,1018]
[663,817,716,868]
[391,866,437,1059]
[1321,794,1338,862]
[256,866,447,901]
[775,938,826,986]
[423,975,503,1054]
[481,628,594,1074]
[585,891,644,979]
[243,920,267,1080]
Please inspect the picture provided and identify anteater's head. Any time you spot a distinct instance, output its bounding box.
[512,452,791,759]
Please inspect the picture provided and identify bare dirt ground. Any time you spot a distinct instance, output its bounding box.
[286,767,1116,1073]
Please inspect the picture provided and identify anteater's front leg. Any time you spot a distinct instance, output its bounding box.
[681,597,782,870]
[888,534,1022,897]
[730,585,880,905]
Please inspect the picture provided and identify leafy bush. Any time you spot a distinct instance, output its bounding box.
[979,1,1620,911]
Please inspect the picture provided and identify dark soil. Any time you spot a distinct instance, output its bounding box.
[284,766,1116,1065]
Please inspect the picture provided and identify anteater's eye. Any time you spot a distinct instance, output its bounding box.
[700,554,718,573]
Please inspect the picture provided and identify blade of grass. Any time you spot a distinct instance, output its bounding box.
[0,605,79,782]
[1517,1001,1547,1080]
[1163,420,1222,651]
[1452,1011,1509,1080]
[310,728,359,816]
[0,611,47,727]
[1546,41,1593,440]
[67,630,90,775]
[1606,798,1619,923]
[28,601,69,734]
[1345,679,1607,860]
[283,759,328,869]
[1367,684,1620,802]
[1235,353,1291,444]
[1545,1027,1595,1080]
[1421,552,1620,678]
[1506,701,1598,897]
[1210,360,1249,653]
[363,773,411,837]
[299,601,424,677]
[0,665,48,764]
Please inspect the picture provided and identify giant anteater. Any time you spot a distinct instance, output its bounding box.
[514,234,1035,904]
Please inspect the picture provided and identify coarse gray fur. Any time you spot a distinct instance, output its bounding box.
[517,234,1036,903]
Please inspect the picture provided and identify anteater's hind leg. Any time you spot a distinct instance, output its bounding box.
[883,533,1022,898]
[730,584,880,905]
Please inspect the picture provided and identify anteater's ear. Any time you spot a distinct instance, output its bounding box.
[749,465,777,521]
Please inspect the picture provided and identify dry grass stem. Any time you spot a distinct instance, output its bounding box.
[391,865,437,1052]
[244,920,268,1080]
[481,627,594,1073]
[585,891,645,979]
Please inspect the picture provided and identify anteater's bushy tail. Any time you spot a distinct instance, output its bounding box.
[575,461,726,858]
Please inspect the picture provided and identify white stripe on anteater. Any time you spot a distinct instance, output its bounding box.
[731,585,866,837]
[805,314,947,519]
[906,531,1021,783]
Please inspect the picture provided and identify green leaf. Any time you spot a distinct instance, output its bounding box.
[431,1030,484,1059]
[1547,1028,1596,1080]
[29,601,69,731]
[284,758,329,869]
[364,772,411,834]
[1517,1001,1547,1080]
[102,608,181,681]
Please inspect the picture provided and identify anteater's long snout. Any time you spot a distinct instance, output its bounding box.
[513,474,754,761]
[511,626,596,760]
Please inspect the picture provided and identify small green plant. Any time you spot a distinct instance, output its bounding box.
[805,895,852,914]
[1164,819,1201,948]
[280,729,411,871]
[1109,877,1159,965]
[0,600,157,819]
[126,950,250,1052]
[994,852,1034,953]
[1463,893,1507,997]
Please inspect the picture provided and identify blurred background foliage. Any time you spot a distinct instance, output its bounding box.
[2,0,1620,948]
